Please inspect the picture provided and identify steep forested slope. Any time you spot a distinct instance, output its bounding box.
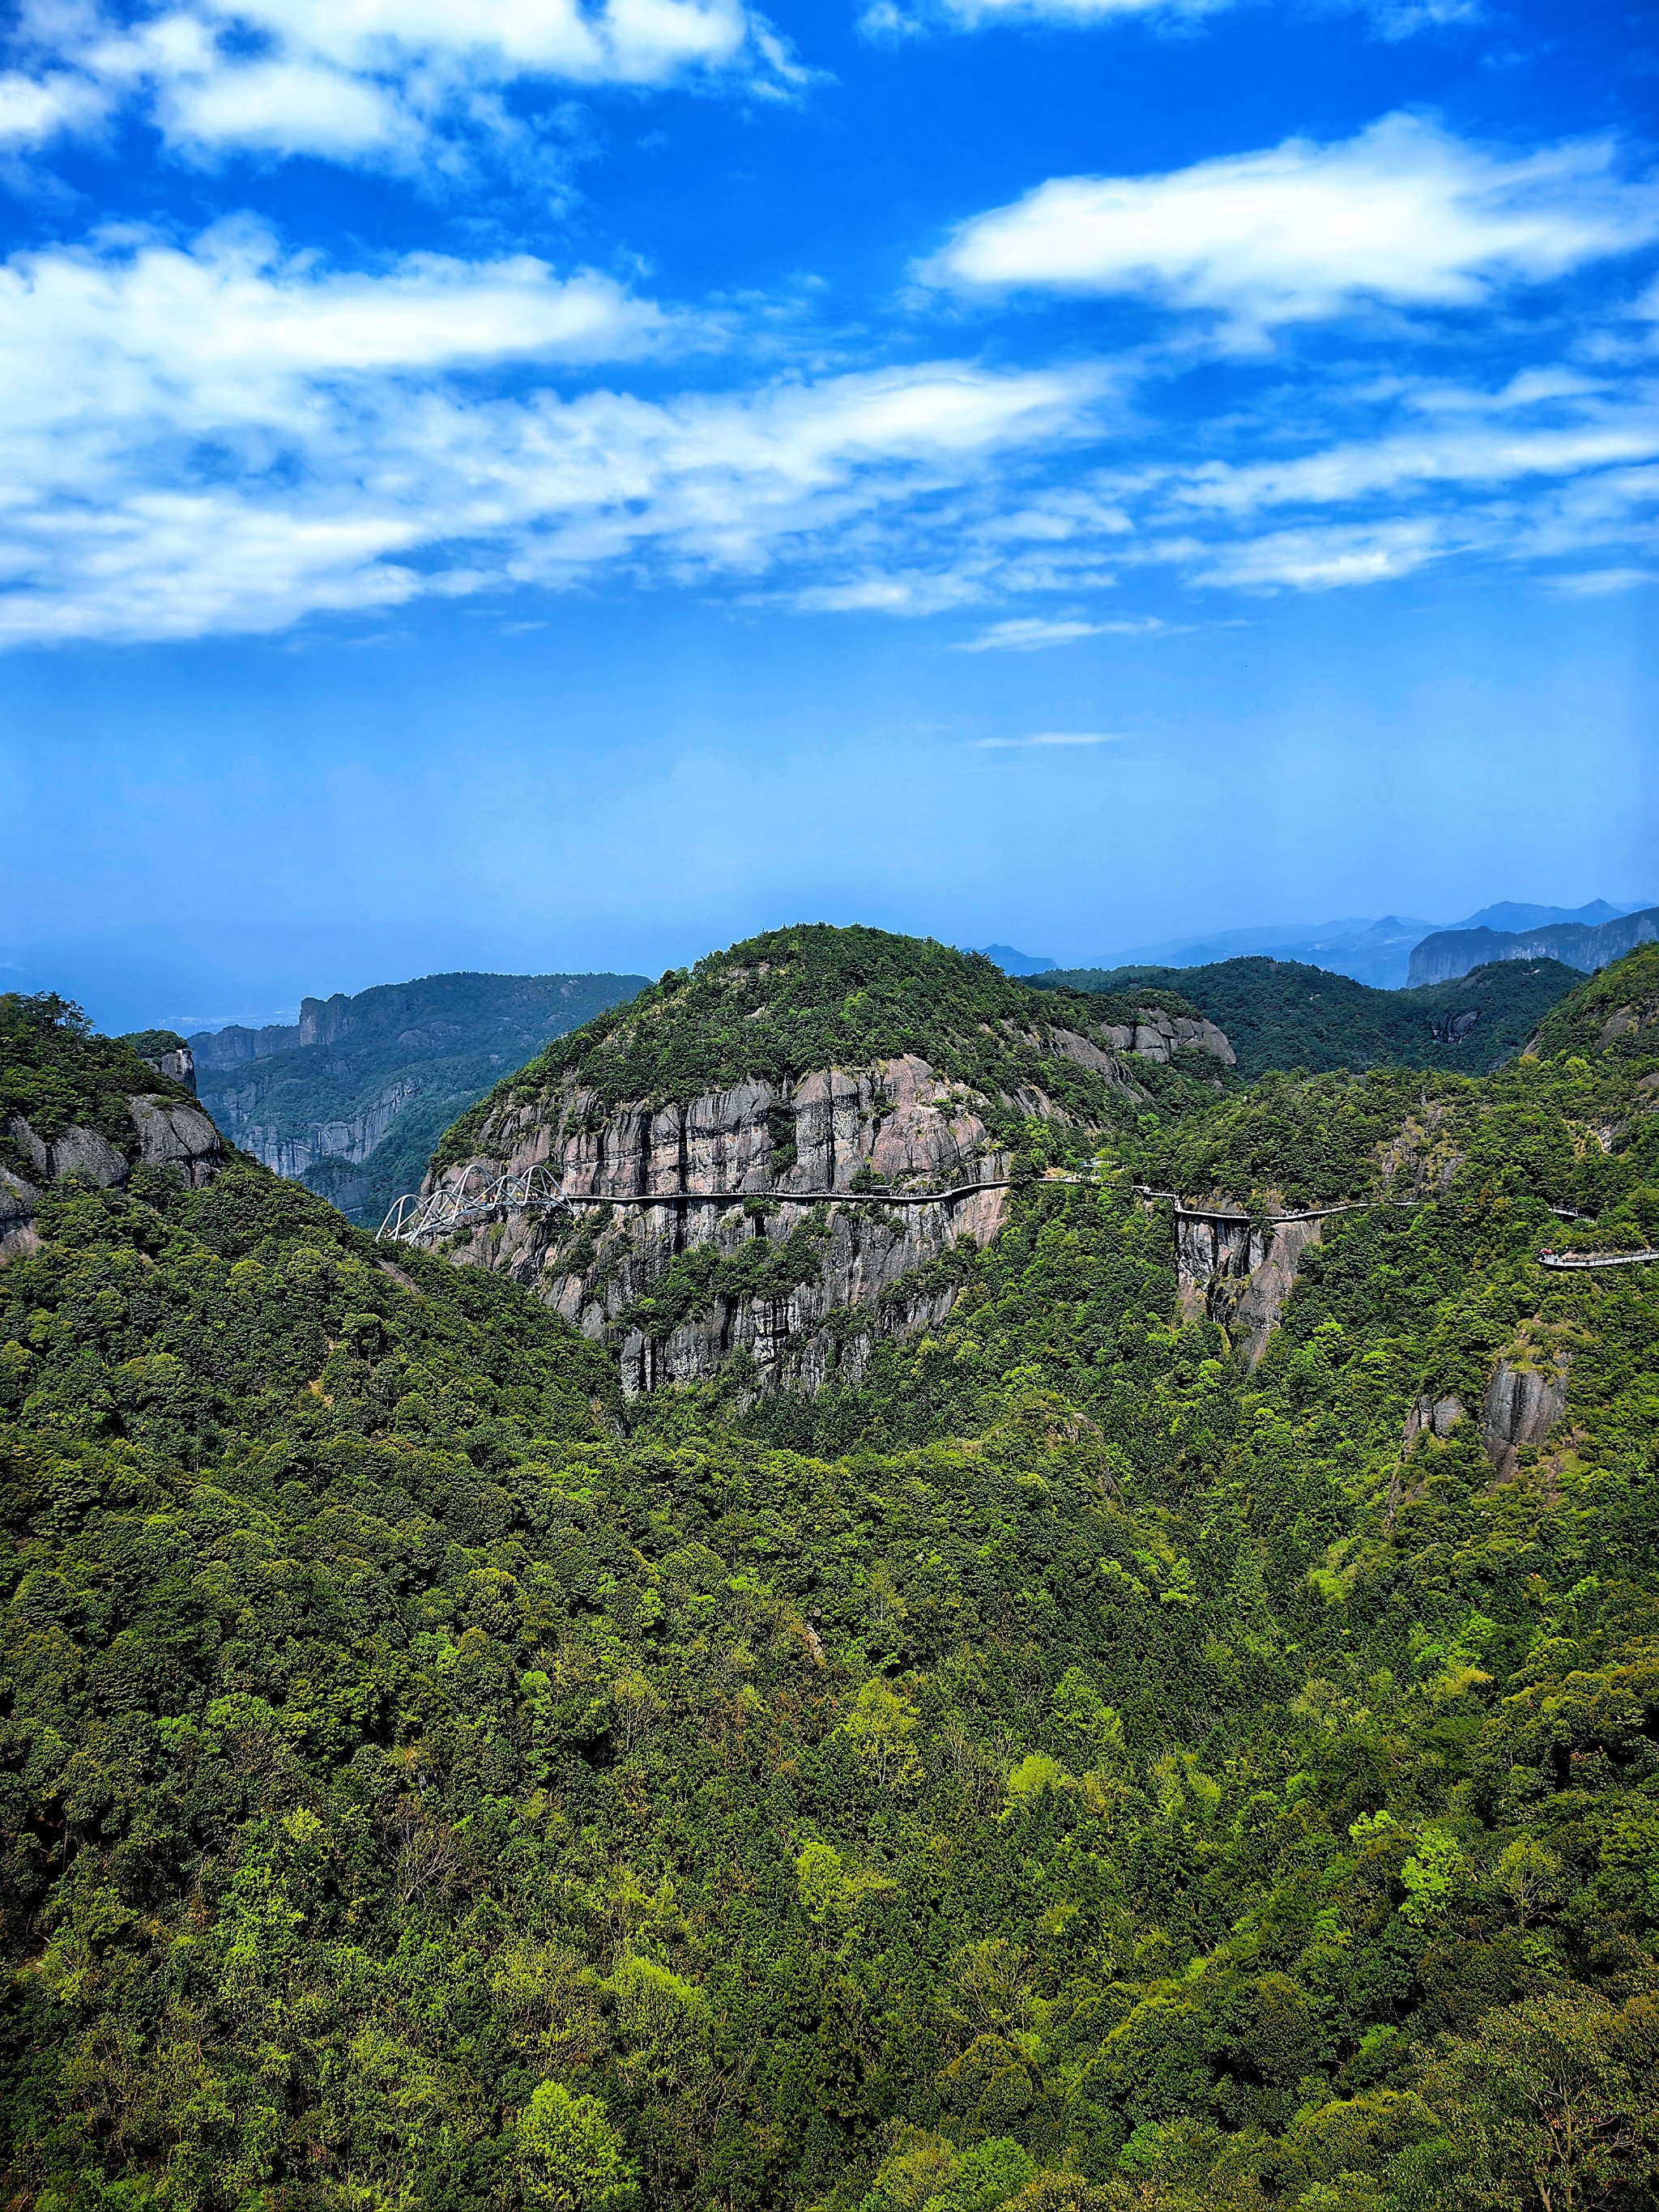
[1034,957,1580,1080]
[1,962,1657,2212]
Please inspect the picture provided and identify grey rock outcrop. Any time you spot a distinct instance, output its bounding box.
[1482,1355,1568,1477]
[0,1167,42,1263]
[422,1012,1218,1396]
[129,1097,224,1184]
[0,1097,224,1262]
[1404,1392,1465,1443]
[1094,1012,1235,1067]
[136,1043,198,1093]
[1172,1205,1320,1366]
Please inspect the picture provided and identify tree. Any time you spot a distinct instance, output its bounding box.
[514,2083,638,2212]
[842,1677,922,1790]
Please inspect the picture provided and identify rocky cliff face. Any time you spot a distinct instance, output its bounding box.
[192,969,650,1226]
[1170,1204,1325,1367]
[1409,905,1659,986]
[216,1075,423,1179]
[1,1095,224,1263]
[424,994,1232,1396]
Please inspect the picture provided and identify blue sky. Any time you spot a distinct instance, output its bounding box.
[1,0,1654,1029]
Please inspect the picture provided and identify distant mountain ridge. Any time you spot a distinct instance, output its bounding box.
[190,969,648,1225]
[1096,897,1653,989]
[1034,953,1583,1079]
[1408,903,1659,986]
[973,943,1058,975]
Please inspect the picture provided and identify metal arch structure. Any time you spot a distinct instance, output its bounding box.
[378,1163,574,1246]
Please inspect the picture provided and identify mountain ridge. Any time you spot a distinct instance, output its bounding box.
[1409,903,1659,985]
[1032,953,1582,1079]
[420,926,1235,1394]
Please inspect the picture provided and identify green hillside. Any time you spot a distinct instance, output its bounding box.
[1528,941,1659,1059]
[2,953,1658,2212]
[433,925,1223,1174]
[1033,956,1580,1080]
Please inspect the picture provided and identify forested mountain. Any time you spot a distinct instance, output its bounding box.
[1033,957,1580,1080]
[2,945,1658,2212]
[191,970,649,1229]
[420,928,1234,1394]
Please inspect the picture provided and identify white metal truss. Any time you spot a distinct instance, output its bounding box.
[378,1163,575,1245]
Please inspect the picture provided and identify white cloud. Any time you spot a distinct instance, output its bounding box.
[975,729,1128,746]
[6,0,807,172]
[0,226,1104,645]
[1182,518,1449,589]
[1171,415,1659,515]
[953,612,1164,648]
[864,0,1478,33]
[0,65,107,143]
[923,114,1659,331]
[866,0,1213,30]
[1544,565,1659,595]
[955,615,1107,648]
[158,56,412,158]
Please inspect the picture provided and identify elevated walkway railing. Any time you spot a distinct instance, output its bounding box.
[1538,1247,1659,1271]
[377,1164,1051,1245]
[377,1166,1648,1266]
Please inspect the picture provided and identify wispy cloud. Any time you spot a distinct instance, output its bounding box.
[1543,566,1659,595]
[953,614,1166,648]
[0,225,1106,644]
[974,730,1129,747]
[865,0,1480,36]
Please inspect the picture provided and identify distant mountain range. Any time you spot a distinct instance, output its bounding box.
[1068,897,1655,990]
[1409,904,1659,986]
[188,970,648,1225]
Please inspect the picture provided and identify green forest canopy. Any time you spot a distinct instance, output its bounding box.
[2,949,1657,2212]
[1033,957,1581,1082]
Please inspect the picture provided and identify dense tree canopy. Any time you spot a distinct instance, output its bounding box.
[2,954,1657,2212]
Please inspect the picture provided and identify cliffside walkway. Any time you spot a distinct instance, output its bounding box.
[1538,1247,1659,1271]
[377,1161,1047,1246]
[1132,1187,1435,1228]
[377,1165,1636,1261]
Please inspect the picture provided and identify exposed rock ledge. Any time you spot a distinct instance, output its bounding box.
[425,1029,1204,1396]
[1,1099,223,1263]
[1170,1204,1323,1368]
